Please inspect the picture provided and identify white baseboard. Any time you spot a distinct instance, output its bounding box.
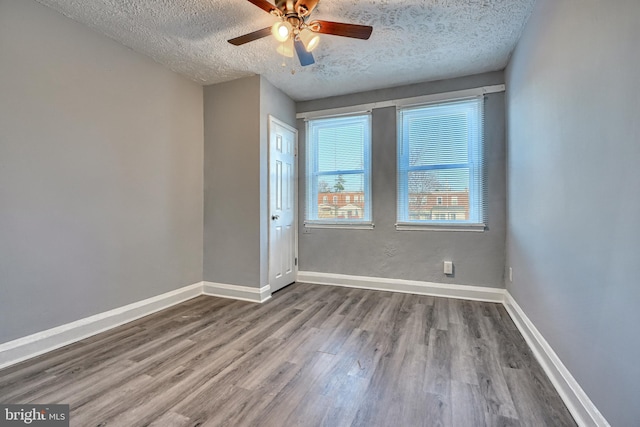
[0,282,204,370]
[503,293,610,427]
[202,281,272,303]
[297,271,506,303]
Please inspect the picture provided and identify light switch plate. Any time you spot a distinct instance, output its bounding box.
[444,261,453,275]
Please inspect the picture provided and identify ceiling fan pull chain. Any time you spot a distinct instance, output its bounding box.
[290,50,296,74]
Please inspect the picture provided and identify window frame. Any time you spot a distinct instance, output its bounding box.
[396,97,485,232]
[305,113,373,229]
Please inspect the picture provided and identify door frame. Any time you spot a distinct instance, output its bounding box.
[267,115,299,291]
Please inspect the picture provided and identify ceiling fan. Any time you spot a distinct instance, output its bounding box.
[228,0,373,66]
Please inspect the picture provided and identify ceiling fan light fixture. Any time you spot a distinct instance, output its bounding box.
[228,0,374,68]
[276,38,295,57]
[299,28,320,52]
[272,21,293,42]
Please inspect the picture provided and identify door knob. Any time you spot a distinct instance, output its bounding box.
[272,215,280,220]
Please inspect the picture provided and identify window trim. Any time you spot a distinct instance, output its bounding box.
[296,85,505,120]
[305,113,373,228]
[395,222,485,232]
[305,222,375,230]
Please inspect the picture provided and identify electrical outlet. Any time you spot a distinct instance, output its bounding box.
[509,267,513,282]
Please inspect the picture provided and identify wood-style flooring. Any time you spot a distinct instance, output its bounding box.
[0,283,576,427]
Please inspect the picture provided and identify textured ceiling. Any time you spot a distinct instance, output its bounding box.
[35,0,535,101]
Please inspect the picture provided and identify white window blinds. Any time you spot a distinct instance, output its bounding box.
[306,114,372,224]
[397,97,485,226]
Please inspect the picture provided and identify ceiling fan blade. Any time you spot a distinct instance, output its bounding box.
[311,20,373,40]
[294,39,315,66]
[228,27,272,46]
[246,0,277,14]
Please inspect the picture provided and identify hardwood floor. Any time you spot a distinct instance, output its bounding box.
[0,283,576,427]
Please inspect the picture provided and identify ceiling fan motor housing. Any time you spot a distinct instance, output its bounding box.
[286,15,302,30]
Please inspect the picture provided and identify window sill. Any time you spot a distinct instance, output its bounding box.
[304,222,374,230]
[395,222,486,232]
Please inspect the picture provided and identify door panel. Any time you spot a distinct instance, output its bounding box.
[269,117,297,293]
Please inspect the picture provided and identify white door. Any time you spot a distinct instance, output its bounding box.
[269,116,297,293]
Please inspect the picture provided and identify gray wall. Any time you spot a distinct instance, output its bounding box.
[505,0,640,425]
[203,76,295,288]
[297,72,506,287]
[0,0,204,343]
[204,76,261,287]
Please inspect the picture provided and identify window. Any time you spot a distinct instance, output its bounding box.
[322,196,328,204]
[306,114,372,226]
[397,98,485,228]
